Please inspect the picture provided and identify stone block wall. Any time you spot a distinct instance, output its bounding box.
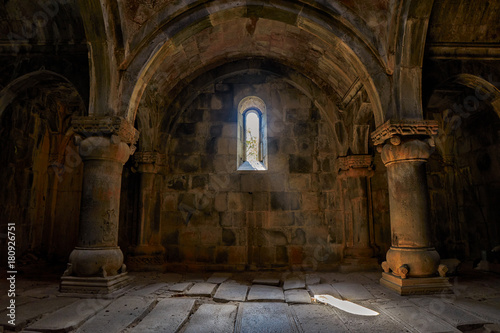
[158,79,344,270]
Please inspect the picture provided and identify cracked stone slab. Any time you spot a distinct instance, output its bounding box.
[247,285,284,302]
[128,283,167,297]
[27,299,111,332]
[185,282,218,297]
[214,283,249,302]
[183,304,237,333]
[129,298,195,333]
[252,278,280,286]
[169,282,193,292]
[76,296,155,333]
[235,302,298,333]
[307,284,342,299]
[332,282,374,301]
[283,278,305,290]
[285,289,312,304]
[207,272,232,284]
[0,296,78,331]
[290,304,348,332]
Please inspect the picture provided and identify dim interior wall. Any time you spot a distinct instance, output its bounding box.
[156,80,346,270]
[0,88,83,265]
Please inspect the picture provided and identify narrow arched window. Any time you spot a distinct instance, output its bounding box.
[237,97,267,171]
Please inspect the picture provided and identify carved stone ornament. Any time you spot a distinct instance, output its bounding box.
[371,120,438,146]
[338,154,373,171]
[134,151,166,166]
[71,116,140,145]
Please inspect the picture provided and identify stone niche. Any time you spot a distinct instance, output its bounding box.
[157,78,345,271]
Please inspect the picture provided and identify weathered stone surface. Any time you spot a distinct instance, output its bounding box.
[305,275,321,286]
[235,302,298,333]
[290,304,348,332]
[185,282,217,296]
[129,283,167,296]
[76,296,155,333]
[214,283,249,302]
[247,285,285,302]
[284,289,312,304]
[283,278,305,290]
[183,304,237,333]
[207,272,232,284]
[129,298,195,333]
[0,297,78,330]
[332,282,374,301]
[307,284,342,299]
[169,282,193,292]
[26,299,111,332]
[252,278,280,286]
[448,299,500,324]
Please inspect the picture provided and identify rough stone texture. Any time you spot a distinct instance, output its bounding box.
[214,283,249,302]
[129,298,195,333]
[307,284,342,299]
[183,304,237,333]
[284,289,312,304]
[169,282,193,292]
[290,304,348,333]
[235,302,298,333]
[207,272,232,284]
[247,285,285,302]
[331,282,374,301]
[129,283,167,296]
[283,278,306,290]
[185,282,218,296]
[76,296,155,333]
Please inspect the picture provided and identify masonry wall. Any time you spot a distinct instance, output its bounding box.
[158,79,345,270]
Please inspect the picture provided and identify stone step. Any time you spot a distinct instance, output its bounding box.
[184,282,218,297]
[284,289,312,304]
[214,283,249,302]
[26,298,112,332]
[235,302,298,333]
[76,296,155,333]
[247,285,284,302]
[0,296,78,331]
[129,298,195,333]
[290,304,348,332]
[307,284,342,299]
[331,282,374,301]
[183,303,238,333]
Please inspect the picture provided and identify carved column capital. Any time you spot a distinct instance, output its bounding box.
[72,116,140,145]
[337,154,374,178]
[371,120,438,146]
[381,139,434,166]
[133,151,166,173]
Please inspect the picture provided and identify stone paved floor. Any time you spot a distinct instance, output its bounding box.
[1,266,500,332]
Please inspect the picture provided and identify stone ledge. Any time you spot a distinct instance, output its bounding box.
[380,272,452,296]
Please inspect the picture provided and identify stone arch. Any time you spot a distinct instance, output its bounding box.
[119,1,389,128]
[0,71,86,263]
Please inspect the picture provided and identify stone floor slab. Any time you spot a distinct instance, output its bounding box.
[252,278,281,286]
[169,282,193,292]
[284,289,312,304]
[0,296,78,331]
[290,304,348,332]
[447,299,500,324]
[129,298,195,333]
[247,285,284,302]
[207,272,232,284]
[332,282,374,300]
[214,283,249,302]
[235,302,298,333]
[128,283,167,297]
[76,296,155,333]
[183,303,237,333]
[380,302,460,332]
[185,282,218,296]
[305,275,321,286]
[283,278,305,290]
[307,284,342,299]
[27,298,111,332]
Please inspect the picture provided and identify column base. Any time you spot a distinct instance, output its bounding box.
[126,255,166,272]
[380,272,452,295]
[340,257,380,273]
[60,272,131,296]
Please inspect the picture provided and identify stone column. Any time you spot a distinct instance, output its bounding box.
[338,155,379,272]
[372,120,451,295]
[127,151,166,271]
[60,116,139,294]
